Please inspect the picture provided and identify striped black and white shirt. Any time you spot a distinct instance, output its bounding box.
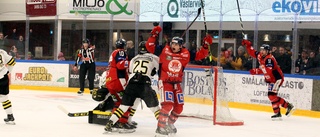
[75,47,95,66]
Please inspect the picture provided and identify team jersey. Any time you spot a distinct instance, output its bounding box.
[0,49,16,78]
[246,46,284,85]
[106,49,128,84]
[75,47,95,65]
[159,46,190,83]
[128,53,159,81]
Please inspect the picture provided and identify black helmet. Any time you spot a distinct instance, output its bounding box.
[82,38,90,44]
[116,38,126,49]
[138,41,148,54]
[171,37,184,46]
[260,44,270,51]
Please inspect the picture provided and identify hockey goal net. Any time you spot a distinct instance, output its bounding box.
[180,66,244,126]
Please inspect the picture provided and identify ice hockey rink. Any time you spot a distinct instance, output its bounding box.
[1,89,319,137]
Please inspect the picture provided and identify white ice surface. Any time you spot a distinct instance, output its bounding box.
[0,90,319,137]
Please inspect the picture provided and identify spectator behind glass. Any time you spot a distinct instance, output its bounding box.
[189,41,197,64]
[126,40,135,61]
[58,52,65,61]
[227,46,247,70]
[9,45,20,59]
[27,51,33,60]
[295,50,313,75]
[0,32,10,51]
[16,35,25,59]
[276,47,292,74]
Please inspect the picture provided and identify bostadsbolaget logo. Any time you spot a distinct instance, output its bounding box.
[167,0,202,18]
[70,0,133,15]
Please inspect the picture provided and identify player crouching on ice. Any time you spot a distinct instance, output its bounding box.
[242,39,295,120]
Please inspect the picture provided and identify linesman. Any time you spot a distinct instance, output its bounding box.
[74,39,96,95]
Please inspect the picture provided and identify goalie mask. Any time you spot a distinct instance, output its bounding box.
[92,88,109,101]
[138,41,148,54]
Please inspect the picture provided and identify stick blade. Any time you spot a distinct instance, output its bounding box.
[57,105,69,114]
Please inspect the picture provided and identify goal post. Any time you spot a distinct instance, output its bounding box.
[180,65,244,126]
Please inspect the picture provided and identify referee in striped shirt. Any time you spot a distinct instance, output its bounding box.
[73,39,96,95]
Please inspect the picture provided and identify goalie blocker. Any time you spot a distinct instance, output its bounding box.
[88,110,112,125]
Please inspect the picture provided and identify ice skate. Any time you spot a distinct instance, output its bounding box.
[4,114,15,125]
[285,103,295,117]
[127,121,137,129]
[155,126,170,137]
[104,120,113,133]
[112,121,135,133]
[167,123,177,134]
[77,90,84,95]
[271,113,282,121]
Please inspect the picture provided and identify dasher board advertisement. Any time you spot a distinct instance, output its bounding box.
[11,62,69,87]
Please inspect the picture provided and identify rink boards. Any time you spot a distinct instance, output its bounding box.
[9,61,320,118]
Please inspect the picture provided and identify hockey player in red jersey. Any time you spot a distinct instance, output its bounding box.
[242,40,295,120]
[105,38,130,121]
[156,37,190,136]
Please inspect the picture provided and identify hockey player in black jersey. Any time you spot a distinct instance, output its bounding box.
[104,41,160,133]
[0,48,16,125]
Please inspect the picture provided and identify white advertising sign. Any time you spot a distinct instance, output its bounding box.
[69,0,136,16]
[140,0,320,22]
[11,63,69,87]
[226,73,313,110]
[181,67,313,110]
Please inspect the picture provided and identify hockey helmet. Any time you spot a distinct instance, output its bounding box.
[115,38,126,49]
[82,38,90,44]
[92,88,109,102]
[138,41,148,54]
[260,44,271,51]
[170,37,184,46]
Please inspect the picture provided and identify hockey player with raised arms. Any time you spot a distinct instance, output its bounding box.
[104,41,161,133]
[242,39,295,120]
[156,36,190,136]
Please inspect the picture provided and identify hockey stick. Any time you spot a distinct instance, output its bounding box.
[181,8,201,38]
[58,105,89,117]
[200,0,207,33]
[236,0,245,38]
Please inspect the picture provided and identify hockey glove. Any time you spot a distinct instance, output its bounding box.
[203,34,213,49]
[249,68,259,75]
[151,26,162,37]
[151,67,157,76]
[241,39,252,47]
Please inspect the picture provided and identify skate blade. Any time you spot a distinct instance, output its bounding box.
[286,108,296,117]
[155,133,169,137]
[5,121,16,125]
[118,129,135,134]
[271,117,282,121]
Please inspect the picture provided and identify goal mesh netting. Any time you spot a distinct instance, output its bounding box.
[180,66,244,126]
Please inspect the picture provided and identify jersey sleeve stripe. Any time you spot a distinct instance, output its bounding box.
[7,57,16,66]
